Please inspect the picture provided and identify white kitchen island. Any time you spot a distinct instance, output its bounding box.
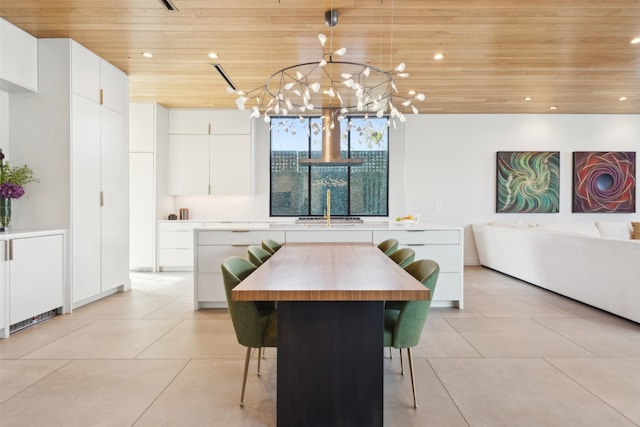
[192,221,464,309]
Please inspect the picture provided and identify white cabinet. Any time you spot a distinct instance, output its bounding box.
[167,135,210,195]
[129,103,169,271]
[7,38,130,308]
[167,109,251,195]
[194,228,286,308]
[0,18,38,92]
[0,231,67,339]
[168,109,249,135]
[285,229,373,243]
[373,228,464,308]
[157,222,204,270]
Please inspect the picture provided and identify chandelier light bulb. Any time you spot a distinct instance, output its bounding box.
[363,67,370,77]
[310,82,321,93]
[235,96,248,110]
[319,59,327,67]
[334,47,347,56]
[395,63,406,72]
[341,73,352,79]
[318,34,327,46]
[284,82,295,90]
[415,93,426,101]
[397,73,409,78]
[411,105,419,114]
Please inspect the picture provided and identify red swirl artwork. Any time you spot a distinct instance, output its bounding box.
[573,151,636,213]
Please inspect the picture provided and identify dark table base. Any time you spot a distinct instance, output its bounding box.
[277,301,384,427]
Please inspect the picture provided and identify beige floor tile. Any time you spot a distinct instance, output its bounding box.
[66,295,176,319]
[465,294,575,318]
[536,317,640,357]
[429,358,638,427]
[548,357,640,425]
[0,359,69,402]
[411,318,482,358]
[383,357,468,426]
[0,359,187,426]
[134,358,277,427]
[447,318,595,357]
[143,296,229,320]
[137,319,246,359]
[21,319,179,359]
[0,317,93,359]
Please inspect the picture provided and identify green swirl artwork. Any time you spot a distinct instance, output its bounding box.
[497,151,560,213]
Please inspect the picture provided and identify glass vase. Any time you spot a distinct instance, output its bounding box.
[0,197,11,229]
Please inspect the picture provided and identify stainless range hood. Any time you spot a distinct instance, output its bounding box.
[298,110,364,166]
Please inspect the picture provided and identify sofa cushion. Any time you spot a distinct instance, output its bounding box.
[595,221,632,239]
[632,222,640,240]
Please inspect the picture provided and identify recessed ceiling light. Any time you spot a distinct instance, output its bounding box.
[631,37,640,44]
[619,96,628,101]
[549,106,557,110]
[523,96,533,101]
[142,52,153,58]
[433,53,444,60]
[208,53,219,59]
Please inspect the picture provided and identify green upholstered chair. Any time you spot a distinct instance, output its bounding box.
[384,259,439,408]
[389,247,415,269]
[247,245,272,267]
[385,248,417,312]
[261,239,282,255]
[377,238,399,255]
[221,256,278,407]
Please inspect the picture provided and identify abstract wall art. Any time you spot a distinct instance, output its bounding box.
[496,151,560,213]
[573,151,636,213]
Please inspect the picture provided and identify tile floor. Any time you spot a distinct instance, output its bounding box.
[1,266,639,426]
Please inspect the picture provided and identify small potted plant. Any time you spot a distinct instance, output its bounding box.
[0,150,38,230]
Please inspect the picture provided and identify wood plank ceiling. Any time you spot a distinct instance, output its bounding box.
[1,0,639,114]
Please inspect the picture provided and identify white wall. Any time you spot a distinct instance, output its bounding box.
[403,114,640,264]
[159,112,640,265]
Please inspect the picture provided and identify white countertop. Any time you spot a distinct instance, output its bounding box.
[159,220,461,231]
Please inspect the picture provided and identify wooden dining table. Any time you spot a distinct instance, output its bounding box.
[232,242,430,427]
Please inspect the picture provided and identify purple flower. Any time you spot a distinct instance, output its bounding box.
[0,183,25,199]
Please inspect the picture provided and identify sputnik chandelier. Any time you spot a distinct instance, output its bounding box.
[231,10,425,132]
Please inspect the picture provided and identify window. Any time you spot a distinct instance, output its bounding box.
[270,116,389,217]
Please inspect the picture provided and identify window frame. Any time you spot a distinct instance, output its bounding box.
[269,116,389,218]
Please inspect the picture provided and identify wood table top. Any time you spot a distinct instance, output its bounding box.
[232,243,430,302]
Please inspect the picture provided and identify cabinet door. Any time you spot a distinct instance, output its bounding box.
[130,153,155,269]
[71,41,101,103]
[210,135,251,195]
[0,241,6,337]
[167,135,210,195]
[168,109,210,135]
[72,94,102,303]
[210,110,250,134]
[101,107,129,292]
[0,18,38,91]
[100,59,126,113]
[9,234,64,324]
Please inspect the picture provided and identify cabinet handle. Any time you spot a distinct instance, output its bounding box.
[208,184,211,195]
[8,239,13,261]
[231,230,250,233]
[231,244,250,247]
[100,89,104,105]
[208,123,211,135]
[406,243,426,247]
[4,240,9,261]
[100,191,104,207]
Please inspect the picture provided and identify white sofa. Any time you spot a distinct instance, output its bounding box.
[472,221,640,323]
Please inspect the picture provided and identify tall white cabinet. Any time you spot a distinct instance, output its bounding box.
[9,38,130,307]
[167,109,251,196]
